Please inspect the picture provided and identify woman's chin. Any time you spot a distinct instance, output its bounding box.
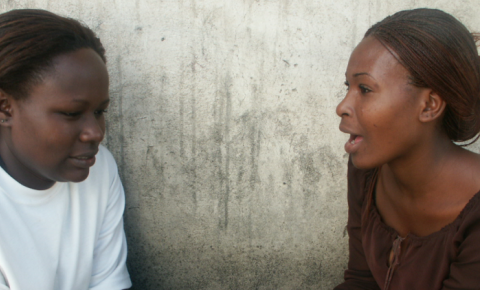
[60,169,91,183]
[351,155,380,170]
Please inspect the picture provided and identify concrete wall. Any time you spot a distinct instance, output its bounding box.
[2,1,480,289]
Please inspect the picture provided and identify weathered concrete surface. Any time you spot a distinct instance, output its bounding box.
[2,1,480,289]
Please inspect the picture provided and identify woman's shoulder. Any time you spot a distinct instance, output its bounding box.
[446,148,480,208]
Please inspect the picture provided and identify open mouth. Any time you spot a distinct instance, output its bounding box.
[348,134,363,145]
[69,151,98,169]
[74,156,93,160]
[344,134,364,154]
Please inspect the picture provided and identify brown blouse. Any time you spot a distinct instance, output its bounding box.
[334,159,480,290]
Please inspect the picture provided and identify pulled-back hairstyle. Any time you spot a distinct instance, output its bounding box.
[365,8,480,143]
[0,9,106,99]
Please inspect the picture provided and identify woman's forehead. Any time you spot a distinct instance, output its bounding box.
[346,37,409,82]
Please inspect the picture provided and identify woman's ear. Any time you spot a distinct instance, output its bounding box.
[0,90,13,126]
[419,91,446,123]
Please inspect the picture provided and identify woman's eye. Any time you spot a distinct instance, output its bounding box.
[61,112,81,117]
[359,85,372,94]
[344,81,349,91]
[94,109,108,116]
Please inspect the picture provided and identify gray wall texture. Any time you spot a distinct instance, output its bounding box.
[2,0,480,289]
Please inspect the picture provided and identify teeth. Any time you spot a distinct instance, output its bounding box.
[351,139,355,145]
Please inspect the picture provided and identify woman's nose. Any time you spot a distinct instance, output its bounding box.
[336,92,354,118]
[79,116,105,143]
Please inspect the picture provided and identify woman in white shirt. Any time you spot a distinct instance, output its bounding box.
[0,9,131,290]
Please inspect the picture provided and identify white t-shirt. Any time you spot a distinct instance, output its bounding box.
[0,145,132,290]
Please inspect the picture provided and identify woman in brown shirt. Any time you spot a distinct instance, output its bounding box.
[335,8,480,290]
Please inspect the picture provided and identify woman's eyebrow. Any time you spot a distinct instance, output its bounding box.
[345,72,376,80]
[70,99,110,104]
[353,72,376,79]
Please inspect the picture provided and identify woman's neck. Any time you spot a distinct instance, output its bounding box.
[0,139,55,190]
[380,135,460,200]
[0,152,7,171]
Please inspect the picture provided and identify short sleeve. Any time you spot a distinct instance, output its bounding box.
[334,157,381,290]
[89,149,132,290]
[442,214,480,289]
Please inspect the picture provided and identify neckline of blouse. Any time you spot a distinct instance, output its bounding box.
[367,167,480,241]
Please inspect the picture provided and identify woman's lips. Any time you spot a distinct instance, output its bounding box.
[69,155,97,168]
[344,134,364,154]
